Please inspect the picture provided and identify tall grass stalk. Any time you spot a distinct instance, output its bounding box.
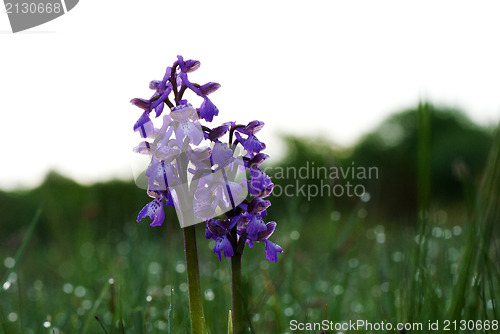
[183,225,207,334]
[448,124,500,321]
[407,101,432,323]
[231,252,244,334]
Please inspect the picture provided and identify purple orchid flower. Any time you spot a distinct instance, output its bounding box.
[137,191,166,227]
[133,56,282,262]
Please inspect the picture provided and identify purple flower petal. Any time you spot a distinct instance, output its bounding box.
[247,197,271,214]
[248,167,274,198]
[133,141,153,155]
[245,135,266,154]
[242,120,265,135]
[247,153,269,168]
[264,240,282,262]
[179,72,202,96]
[200,82,221,95]
[246,213,267,240]
[212,142,233,167]
[149,80,161,90]
[205,219,218,240]
[214,234,233,261]
[178,56,201,73]
[198,97,219,122]
[185,59,201,72]
[133,112,154,138]
[209,123,231,141]
[130,98,151,110]
[234,133,265,154]
[257,222,277,240]
[137,195,165,227]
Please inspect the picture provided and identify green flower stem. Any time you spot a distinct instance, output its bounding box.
[231,251,244,334]
[183,225,207,334]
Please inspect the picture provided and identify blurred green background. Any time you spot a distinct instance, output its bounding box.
[1,103,499,333]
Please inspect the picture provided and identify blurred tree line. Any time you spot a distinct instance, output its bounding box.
[0,104,494,247]
[266,104,493,223]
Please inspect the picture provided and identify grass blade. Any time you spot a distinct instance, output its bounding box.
[81,282,110,334]
[0,205,42,297]
[94,316,110,334]
[227,310,233,334]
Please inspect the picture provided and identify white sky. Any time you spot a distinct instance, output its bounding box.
[1,1,499,190]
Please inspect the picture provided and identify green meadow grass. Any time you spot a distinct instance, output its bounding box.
[1,121,499,333]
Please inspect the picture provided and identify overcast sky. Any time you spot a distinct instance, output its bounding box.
[1,1,499,190]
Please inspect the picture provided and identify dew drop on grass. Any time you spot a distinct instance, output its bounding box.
[63,283,73,294]
[146,295,152,302]
[316,280,328,292]
[163,285,173,296]
[360,192,371,202]
[432,227,443,238]
[453,225,462,236]
[7,312,17,322]
[350,302,363,313]
[2,281,11,291]
[155,320,167,330]
[392,251,404,262]
[149,262,162,275]
[214,269,225,280]
[43,321,51,328]
[348,258,359,268]
[74,286,86,297]
[33,280,43,290]
[3,257,15,269]
[332,285,344,295]
[175,263,186,273]
[82,300,92,310]
[330,211,341,221]
[204,288,215,301]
